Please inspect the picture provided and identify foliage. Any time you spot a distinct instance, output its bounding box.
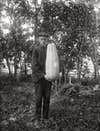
[81,77,100,86]
[40,1,97,76]
[0,0,99,79]
[0,0,33,76]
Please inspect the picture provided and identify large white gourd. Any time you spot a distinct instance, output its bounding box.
[45,43,59,80]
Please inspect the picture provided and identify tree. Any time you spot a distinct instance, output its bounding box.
[41,1,97,80]
[0,0,98,81]
[0,0,33,78]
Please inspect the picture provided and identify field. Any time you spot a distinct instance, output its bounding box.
[0,77,100,131]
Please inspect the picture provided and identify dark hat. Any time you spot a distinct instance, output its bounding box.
[38,32,50,37]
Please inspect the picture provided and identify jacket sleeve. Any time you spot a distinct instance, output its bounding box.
[32,47,39,71]
[32,47,44,81]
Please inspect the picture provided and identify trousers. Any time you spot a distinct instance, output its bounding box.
[34,77,51,119]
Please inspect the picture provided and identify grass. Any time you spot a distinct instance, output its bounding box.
[0,77,100,131]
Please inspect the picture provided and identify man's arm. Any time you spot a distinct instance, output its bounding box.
[32,47,44,81]
[32,48,39,71]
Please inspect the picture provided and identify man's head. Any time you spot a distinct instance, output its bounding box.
[38,32,49,47]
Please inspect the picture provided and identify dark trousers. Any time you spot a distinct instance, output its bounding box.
[35,77,51,119]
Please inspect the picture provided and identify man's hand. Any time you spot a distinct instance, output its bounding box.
[44,74,59,82]
[44,74,52,81]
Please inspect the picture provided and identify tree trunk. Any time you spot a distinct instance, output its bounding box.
[32,0,38,80]
[89,38,99,79]
[89,47,99,79]
[6,57,12,77]
[94,65,98,79]
[24,63,27,75]
[14,57,17,78]
[77,56,82,82]
[93,43,99,79]
[61,66,65,83]
[92,59,99,79]
[65,69,69,83]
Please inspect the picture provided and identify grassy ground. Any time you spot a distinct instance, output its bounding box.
[0,80,100,131]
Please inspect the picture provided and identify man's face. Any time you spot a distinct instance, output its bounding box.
[39,36,47,47]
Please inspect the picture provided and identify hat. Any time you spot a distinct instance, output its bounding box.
[38,32,50,37]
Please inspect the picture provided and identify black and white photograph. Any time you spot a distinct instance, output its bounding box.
[0,0,100,130]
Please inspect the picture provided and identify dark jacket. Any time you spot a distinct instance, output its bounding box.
[32,45,47,83]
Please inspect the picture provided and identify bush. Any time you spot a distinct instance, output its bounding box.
[70,77,80,84]
[81,78,100,86]
[81,78,89,86]
[0,75,17,86]
[58,83,81,96]
[19,74,32,82]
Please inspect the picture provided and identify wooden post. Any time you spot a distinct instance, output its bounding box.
[69,76,72,85]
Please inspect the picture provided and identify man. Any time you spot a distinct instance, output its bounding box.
[32,32,52,127]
